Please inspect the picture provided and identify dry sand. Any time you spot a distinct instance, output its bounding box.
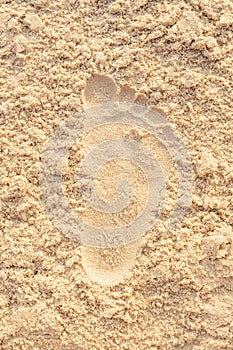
[0,0,233,349]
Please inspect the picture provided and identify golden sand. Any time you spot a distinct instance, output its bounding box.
[0,1,233,349]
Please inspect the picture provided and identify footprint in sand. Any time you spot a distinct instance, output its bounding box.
[40,75,193,286]
[77,75,192,286]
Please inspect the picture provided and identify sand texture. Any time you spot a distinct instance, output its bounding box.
[0,0,233,349]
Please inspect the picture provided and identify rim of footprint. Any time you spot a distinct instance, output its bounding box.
[40,102,193,248]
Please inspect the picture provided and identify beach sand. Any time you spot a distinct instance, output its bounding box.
[0,1,233,349]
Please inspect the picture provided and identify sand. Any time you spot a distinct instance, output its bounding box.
[0,0,233,349]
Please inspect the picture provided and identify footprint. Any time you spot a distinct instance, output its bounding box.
[40,75,193,286]
[78,75,186,286]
